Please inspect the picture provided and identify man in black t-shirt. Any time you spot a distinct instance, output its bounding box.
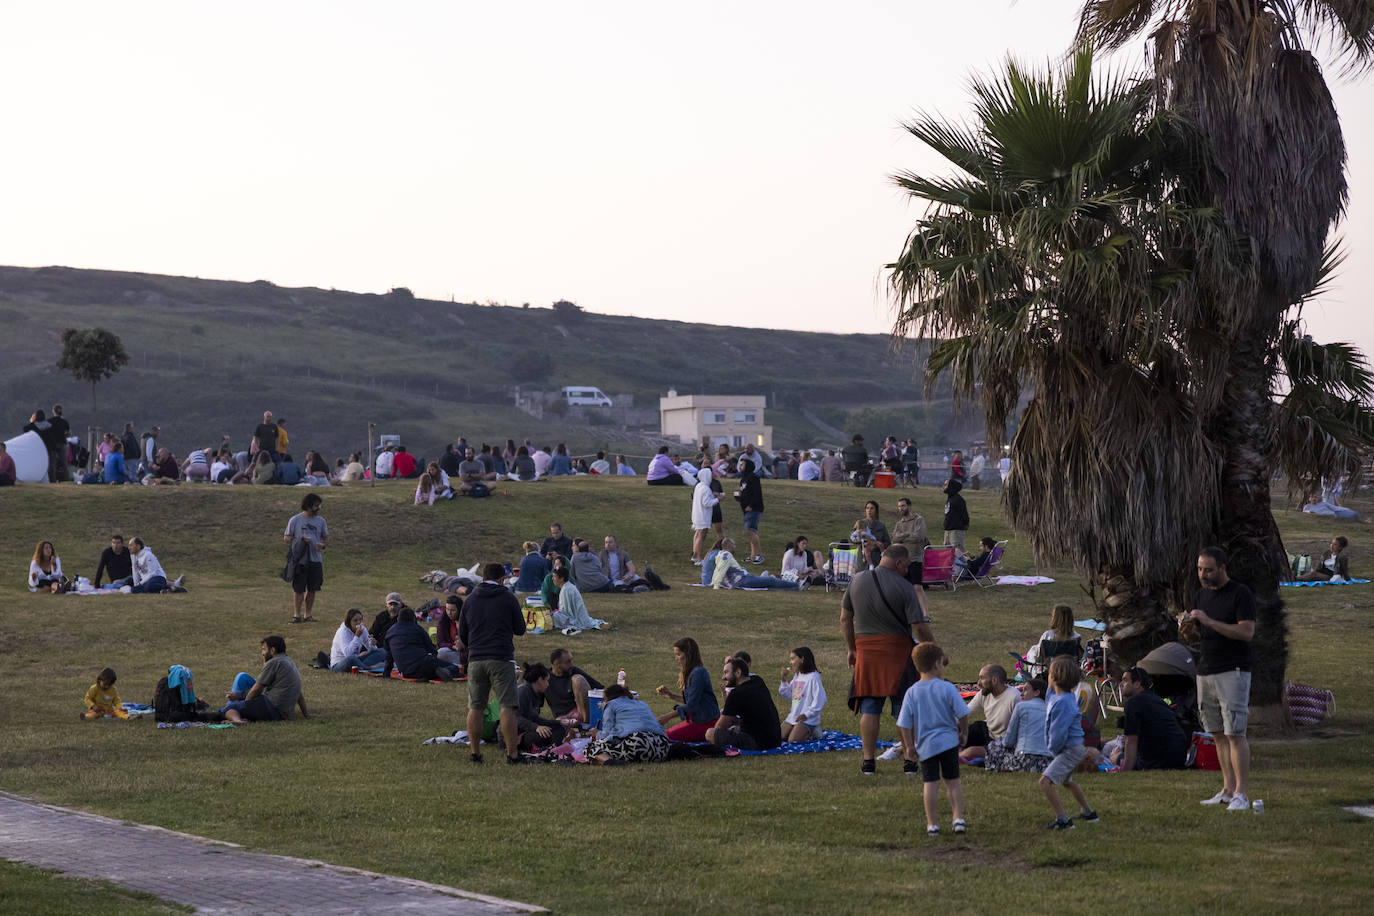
[94,534,134,588]
[541,523,574,561]
[48,404,71,481]
[252,410,280,463]
[706,656,781,750]
[546,647,603,725]
[1118,667,1188,771]
[1187,546,1257,811]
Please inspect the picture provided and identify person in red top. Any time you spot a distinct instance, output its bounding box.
[0,442,17,486]
[392,447,419,479]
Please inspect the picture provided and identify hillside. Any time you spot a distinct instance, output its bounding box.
[0,265,988,462]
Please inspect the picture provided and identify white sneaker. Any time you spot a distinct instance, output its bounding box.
[1226,794,1250,811]
[1330,576,1346,584]
[877,746,903,761]
[1200,790,1233,806]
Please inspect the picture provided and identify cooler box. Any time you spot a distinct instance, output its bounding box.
[1192,732,1221,770]
[586,687,637,729]
[873,470,895,488]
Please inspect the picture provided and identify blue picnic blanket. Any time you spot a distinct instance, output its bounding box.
[733,730,896,756]
[1280,578,1370,587]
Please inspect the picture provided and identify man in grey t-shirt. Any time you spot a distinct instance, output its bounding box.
[222,635,308,723]
[841,545,934,773]
[283,493,328,623]
[457,447,494,492]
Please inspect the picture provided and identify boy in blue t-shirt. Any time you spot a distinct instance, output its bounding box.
[897,642,970,837]
[1040,655,1100,830]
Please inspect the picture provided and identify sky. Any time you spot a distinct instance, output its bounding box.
[1,1,1370,353]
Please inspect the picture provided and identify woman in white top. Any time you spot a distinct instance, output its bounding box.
[1025,603,1082,670]
[778,646,827,743]
[330,608,387,672]
[29,540,64,592]
[129,538,170,594]
[780,535,825,585]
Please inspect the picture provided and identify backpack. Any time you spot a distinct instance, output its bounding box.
[152,676,209,723]
[642,566,670,591]
[468,482,491,498]
[480,697,502,741]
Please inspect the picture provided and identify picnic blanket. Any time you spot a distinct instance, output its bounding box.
[733,730,896,756]
[995,575,1056,586]
[351,666,464,684]
[121,703,155,718]
[1280,578,1370,587]
[157,721,235,729]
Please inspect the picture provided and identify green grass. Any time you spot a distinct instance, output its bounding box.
[1,479,1372,913]
[0,860,190,914]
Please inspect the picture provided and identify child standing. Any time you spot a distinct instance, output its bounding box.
[1040,655,1099,829]
[897,642,970,837]
[82,668,128,719]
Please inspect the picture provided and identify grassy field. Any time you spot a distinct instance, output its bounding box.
[1,478,1371,914]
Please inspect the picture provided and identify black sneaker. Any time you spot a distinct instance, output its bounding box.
[1079,810,1100,823]
[469,752,483,764]
[506,754,531,765]
[903,759,919,775]
[1047,817,1075,831]
[860,759,876,776]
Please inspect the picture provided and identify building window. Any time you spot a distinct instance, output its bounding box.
[704,411,726,424]
[756,434,765,447]
[732,435,744,447]
[734,410,756,423]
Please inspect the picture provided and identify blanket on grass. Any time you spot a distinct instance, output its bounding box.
[1280,578,1370,587]
[733,730,895,756]
[352,666,464,684]
[995,575,1056,586]
[121,703,154,718]
[157,721,235,729]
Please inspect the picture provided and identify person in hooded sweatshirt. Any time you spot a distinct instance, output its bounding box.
[734,458,765,564]
[691,467,720,564]
[942,478,969,554]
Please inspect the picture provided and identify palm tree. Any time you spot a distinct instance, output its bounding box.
[887,47,1241,665]
[1078,0,1374,703]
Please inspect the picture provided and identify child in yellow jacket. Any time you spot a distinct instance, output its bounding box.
[82,667,129,719]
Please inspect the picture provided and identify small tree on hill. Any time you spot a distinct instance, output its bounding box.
[56,327,129,413]
[552,299,585,323]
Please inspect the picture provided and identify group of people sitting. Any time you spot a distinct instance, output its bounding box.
[28,535,187,594]
[507,639,826,765]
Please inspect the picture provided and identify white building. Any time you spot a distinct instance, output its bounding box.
[659,390,773,451]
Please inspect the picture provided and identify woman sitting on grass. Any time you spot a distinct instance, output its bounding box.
[330,608,387,672]
[550,566,608,632]
[655,636,720,741]
[585,684,671,765]
[781,536,826,586]
[778,646,827,743]
[29,540,65,593]
[1298,536,1352,582]
[514,541,549,592]
[982,677,1052,773]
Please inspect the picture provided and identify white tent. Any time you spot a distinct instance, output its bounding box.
[3,431,50,483]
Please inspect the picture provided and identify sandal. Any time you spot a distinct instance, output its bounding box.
[303,616,316,622]
[290,617,303,624]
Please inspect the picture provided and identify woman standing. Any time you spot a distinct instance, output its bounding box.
[655,636,720,741]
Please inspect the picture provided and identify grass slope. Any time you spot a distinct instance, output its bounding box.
[1,478,1371,914]
[0,265,991,460]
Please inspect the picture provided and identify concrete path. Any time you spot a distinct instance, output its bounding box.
[0,792,544,915]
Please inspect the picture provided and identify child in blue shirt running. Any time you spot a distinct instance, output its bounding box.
[897,642,970,837]
[1040,655,1100,830]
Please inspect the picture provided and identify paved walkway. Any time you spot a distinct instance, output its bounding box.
[0,792,544,915]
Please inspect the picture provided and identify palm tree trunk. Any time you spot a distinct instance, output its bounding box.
[1095,566,1175,669]
[1208,317,1291,706]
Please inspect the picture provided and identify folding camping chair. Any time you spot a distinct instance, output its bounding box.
[969,540,1008,587]
[921,545,957,591]
[826,542,860,592]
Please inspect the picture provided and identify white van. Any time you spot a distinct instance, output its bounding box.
[560,386,613,408]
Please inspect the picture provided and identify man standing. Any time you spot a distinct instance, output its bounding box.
[120,421,139,467]
[0,442,16,487]
[942,479,969,554]
[48,404,71,481]
[23,410,58,482]
[734,458,765,564]
[706,656,782,751]
[1187,546,1257,810]
[139,425,161,479]
[460,563,528,764]
[891,497,930,587]
[841,545,934,774]
[252,411,279,464]
[94,534,134,588]
[1118,666,1189,771]
[221,636,309,723]
[842,435,871,486]
[283,493,328,624]
[819,449,843,482]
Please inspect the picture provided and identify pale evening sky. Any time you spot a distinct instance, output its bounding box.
[1,1,1370,355]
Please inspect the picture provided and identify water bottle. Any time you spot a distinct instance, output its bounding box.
[617,667,627,687]
[1253,799,1264,814]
